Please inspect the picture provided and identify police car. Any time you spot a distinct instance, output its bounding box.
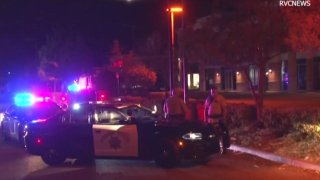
[24,102,229,167]
[1,93,62,145]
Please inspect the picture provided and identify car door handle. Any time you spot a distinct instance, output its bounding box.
[95,130,101,134]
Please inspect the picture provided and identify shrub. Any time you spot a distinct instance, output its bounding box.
[226,103,256,128]
[227,105,320,139]
[257,108,320,138]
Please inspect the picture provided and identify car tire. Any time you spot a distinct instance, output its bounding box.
[155,141,180,168]
[41,147,66,166]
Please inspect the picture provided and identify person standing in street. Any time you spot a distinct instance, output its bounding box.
[204,85,228,154]
[163,88,189,123]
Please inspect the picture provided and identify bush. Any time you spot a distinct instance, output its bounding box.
[226,103,256,128]
[260,108,320,138]
[291,110,320,140]
[226,105,320,139]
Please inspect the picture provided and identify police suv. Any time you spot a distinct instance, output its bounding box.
[24,102,229,167]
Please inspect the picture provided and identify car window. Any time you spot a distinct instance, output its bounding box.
[70,108,92,124]
[95,108,126,125]
[121,106,151,119]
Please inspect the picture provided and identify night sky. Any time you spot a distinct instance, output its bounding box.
[0,0,213,76]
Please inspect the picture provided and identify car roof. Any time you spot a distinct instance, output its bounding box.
[8,101,61,110]
[72,101,154,113]
[74,101,116,107]
[6,101,63,119]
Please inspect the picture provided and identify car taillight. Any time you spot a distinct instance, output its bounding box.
[99,94,107,101]
[35,138,43,145]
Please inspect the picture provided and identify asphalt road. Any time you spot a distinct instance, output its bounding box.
[1,138,320,180]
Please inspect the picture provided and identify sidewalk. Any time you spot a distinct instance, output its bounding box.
[229,144,320,172]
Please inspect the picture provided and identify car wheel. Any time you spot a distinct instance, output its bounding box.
[155,141,180,168]
[41,147,66,166]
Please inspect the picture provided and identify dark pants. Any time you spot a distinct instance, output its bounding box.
[210,120,230,149]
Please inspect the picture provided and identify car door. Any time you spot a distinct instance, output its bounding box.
[2,106,15,137]
[7,106,20,140]
[92,108,138,157]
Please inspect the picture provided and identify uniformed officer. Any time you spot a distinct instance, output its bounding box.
[204,85,228,154]
[204,86,227,123]
[163,88,189,123]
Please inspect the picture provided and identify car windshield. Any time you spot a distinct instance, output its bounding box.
[18,102,62,120]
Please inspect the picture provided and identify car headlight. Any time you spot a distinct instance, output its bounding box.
[0,113,4,123]
[182,132,202,141]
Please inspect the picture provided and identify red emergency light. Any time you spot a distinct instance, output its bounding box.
[99,94,106,101]
[35,138,43,145]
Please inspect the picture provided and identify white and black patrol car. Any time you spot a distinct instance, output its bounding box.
[24,102,230,167]
[1,101,62,145]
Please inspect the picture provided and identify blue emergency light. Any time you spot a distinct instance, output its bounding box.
[14,93,35,107]
[68,84,80,92]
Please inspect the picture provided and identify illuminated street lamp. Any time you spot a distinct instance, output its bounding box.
[167,6,183,94]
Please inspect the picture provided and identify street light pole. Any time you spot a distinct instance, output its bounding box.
[167,6,183,94]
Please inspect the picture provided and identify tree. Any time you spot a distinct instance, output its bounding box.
[282,0,320,54]
[183,0,287,121]
[108,40,157,93]
[122,51,157,88]
[38,28,94,85]
[134,31,168,90]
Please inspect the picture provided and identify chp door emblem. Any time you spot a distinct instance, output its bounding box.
[101,132,129,150]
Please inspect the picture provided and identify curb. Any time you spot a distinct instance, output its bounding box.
[229,144,320,172]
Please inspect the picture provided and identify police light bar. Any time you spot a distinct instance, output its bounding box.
[73,103,81,110]
[14,93,36,106]
[35,96,51,102]
[68,84,80,92]
[15,93,52,106]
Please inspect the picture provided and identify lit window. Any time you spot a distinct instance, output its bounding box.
[193,74,199,88]
[187,73,200,89]
[188,74,191,88]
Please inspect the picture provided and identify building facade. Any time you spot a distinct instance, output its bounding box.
[186,52,320,92]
